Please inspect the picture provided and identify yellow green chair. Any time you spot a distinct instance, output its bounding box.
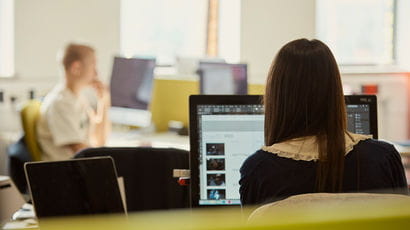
[20,100,43,161]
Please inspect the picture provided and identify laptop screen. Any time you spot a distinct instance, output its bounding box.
[189,95,378,207]
[25,157,125,218]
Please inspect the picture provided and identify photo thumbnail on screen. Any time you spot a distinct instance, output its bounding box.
[206,143,225,156]
[207,189,226,200]
[207,174,226,186]
[207,158,225,171]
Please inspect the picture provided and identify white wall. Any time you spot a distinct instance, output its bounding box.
[342,73,409,141]
[0,0,121,145]
[14,0,120,83]
[240,0,316,83]
[396,0,410,69]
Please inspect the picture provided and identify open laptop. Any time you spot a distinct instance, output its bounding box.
[25,157,125,218]
[189,95,378,207]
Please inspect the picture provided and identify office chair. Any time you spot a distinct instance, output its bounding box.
[74,147,190,212]
[20,100,43,161]
[248,193,410,222]
[7,100,42,194]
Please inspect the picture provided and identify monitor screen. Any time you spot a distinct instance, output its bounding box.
[189,95,378,207]
[25,157,125,218]
[346,104,371,135]
[109,57,156,126]
[196,104,264,205]
[198,62,247,95]
[110,57,156,110]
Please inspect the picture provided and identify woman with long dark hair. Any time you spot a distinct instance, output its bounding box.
[239,39,408,205]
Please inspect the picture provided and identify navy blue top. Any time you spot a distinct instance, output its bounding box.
[239,139,409,206]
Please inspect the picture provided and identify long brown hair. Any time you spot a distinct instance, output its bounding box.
[264,39,347,192]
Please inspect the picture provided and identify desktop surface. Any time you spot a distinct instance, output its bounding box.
[108,129,189,151]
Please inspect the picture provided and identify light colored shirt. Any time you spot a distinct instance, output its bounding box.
[37,84,90,161]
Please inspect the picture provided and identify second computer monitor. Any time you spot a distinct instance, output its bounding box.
[110,57,156,126]
[198,62,247,95]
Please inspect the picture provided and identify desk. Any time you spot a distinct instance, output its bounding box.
[107,131,189,151]
[2,219,38,229]
[108,130,410,188]
[108,130,410,155]
[393,144,410,156]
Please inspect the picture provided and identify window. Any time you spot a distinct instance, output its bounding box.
[316,0,396,65]
[120,0,241,65]
[0,0,14,77]
[121,0,208,65]
[217,0,241,63]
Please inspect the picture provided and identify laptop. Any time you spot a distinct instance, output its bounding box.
[25,157,125,218]
[189,95,378,207]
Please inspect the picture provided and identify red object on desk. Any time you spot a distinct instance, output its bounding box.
[361,84,378,95]
[178,177,190,186]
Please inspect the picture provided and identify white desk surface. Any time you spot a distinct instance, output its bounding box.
[394,144,410,156]
[107,130,189,151]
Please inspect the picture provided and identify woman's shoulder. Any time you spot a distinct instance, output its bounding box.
[241,149,270,166]
[240,150,273,174]
[354,138,396,151]
[350,138,400,160]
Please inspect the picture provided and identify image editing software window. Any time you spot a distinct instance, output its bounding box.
[197,104,264,205]
[346,104,370,135]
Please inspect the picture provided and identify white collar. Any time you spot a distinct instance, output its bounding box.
[261,132,371,161]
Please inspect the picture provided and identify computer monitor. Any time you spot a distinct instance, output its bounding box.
[25,157,125,218]
[345,95,378,138]
[198,62,248,95]
[189,95,378,207]
[175,57,225,75]
[109,56,156,127]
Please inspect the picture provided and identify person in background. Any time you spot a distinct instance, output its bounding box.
[37,43,111,161]
[239,39,408,206]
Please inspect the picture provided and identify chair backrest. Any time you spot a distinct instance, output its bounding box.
[74,147,190,212]
[248,193,410,222]
[20,100,42,161]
